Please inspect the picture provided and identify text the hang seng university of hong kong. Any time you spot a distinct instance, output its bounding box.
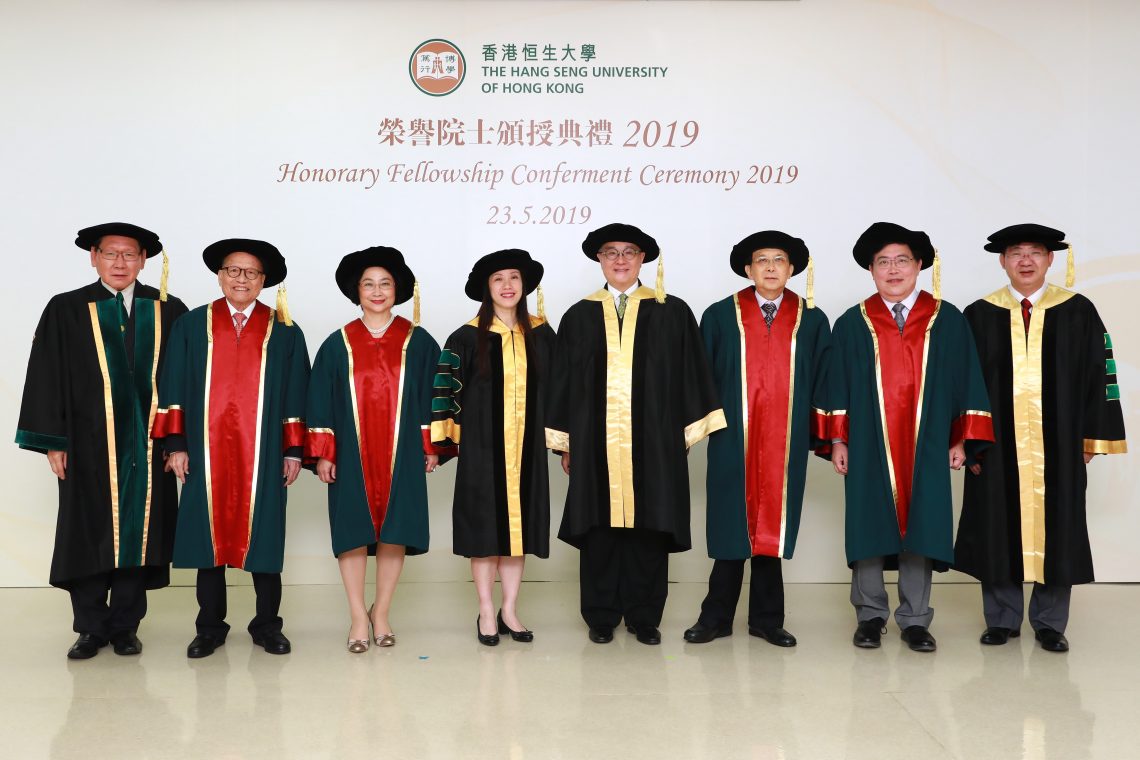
[274,41,800,224]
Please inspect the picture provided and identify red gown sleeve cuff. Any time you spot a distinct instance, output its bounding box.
[950,411,994,447]
[151,406,185,439]
[304,428,336,465]
[423,426,457,458]
[283,418,306,450]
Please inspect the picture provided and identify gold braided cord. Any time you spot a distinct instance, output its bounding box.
[806,255,815,309]
[932,248,942,301]
[275,283,293,326]
[536,283,546,320]
[159,250,169,302]
[654,253,666,303]
[1066,244,1075,288]
[413,280,421,326]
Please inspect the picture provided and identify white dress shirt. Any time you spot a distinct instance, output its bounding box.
[101,280,136,315]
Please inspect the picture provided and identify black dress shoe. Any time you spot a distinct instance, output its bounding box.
[477,615,500,646]
[853,617,886,649]
[901,625,937,652]
[252,631,291,655]
[111,631,143,656]
[683,621,732,643]
[625,624,661,645]
[1035,627,1069,652]
[980,626,1020,645]
[748,626,797,647]
[187,634,224,658]
[588,626,614,644]
[497,610,533,642]
[67,633,107,660]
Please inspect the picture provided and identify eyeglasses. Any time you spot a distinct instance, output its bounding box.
[872,256,916,270]
[750,255,789,268]
[598,248,642,262]
[1003,249,1050,262]
[97,248,142,263]
[360,280,393,291]
[221,266,264,280]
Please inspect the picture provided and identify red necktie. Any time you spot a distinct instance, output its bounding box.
[233,312,246,337]
[1021,298,1032,334]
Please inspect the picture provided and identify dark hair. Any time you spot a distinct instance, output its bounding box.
[474,272,534,377]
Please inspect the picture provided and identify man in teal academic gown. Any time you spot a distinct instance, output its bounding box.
[828,222,993,652]
[684,230,831,647]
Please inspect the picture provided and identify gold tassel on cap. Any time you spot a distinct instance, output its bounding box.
[932,248,942,301]
[536,283,546,321]
[275,282,293,326]
[412,280,421,327]
[159,250,170,302]
[806,255,815,309]
[654,253,666,304]
[1065,244,1075,288]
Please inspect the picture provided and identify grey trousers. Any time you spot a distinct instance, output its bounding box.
[981,581,1072,633]
[850,552,934,628]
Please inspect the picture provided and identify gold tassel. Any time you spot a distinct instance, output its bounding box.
[805,255,815,309]
[654,253,666,303]
[159,249,169,302]
[275,282,293,326]
[1065,244,1075,288]
[932,248,942,301]
[412,280,421,326]
[536,283,546,321]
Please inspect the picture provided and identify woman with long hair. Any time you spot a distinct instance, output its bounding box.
[432,249,555,645]
[306,247,449,652]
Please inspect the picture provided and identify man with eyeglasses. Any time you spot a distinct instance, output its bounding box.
[547,222,725,645]
[827,222,993,652]
[683,231,831,647]
[153,239,310,658]
[16,222,187,659]
[954,224,1126,652]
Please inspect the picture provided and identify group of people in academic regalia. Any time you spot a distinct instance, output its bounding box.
[16,217,1125,661]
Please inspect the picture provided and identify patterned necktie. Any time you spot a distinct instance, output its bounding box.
[116,291,128,332]
[1021,298,1032,334]
[761,301,777,329]
[233,312,246,337]
[617,292,628,320]
[892,302,906,334]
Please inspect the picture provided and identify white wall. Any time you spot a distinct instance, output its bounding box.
[1,0,1137,586]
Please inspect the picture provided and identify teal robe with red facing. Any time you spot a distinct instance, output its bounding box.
[827,291,993,568]
[305,317,447,557]
[701,289,832,560]
[152,299,310,573]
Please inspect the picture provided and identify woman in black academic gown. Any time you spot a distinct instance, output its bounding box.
[431,250,556,645]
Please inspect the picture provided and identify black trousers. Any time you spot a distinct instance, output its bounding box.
[195,566,283,639]
[68,567,148,640]
[580,527,670,629]
[697,556,785,630]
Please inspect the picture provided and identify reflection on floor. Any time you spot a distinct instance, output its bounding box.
[2,582,1135,760]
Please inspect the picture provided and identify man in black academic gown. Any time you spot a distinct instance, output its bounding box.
[955,224,1126,652]
[546,223,726,645]
[16,222,187,659]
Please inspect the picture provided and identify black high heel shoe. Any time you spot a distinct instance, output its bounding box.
[477,614,500,646]
[497,610,534,643]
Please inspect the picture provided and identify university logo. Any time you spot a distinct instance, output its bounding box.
[409,39,466,96]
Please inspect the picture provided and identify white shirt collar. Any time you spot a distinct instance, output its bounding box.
[226,300,257,319]
[605,281,641,303]
[753,289,784,311]
[1008,283,1048,307]
[880,288,920,316]
[101,280,136,314]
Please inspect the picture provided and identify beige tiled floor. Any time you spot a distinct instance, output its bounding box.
[2,582,1136,759]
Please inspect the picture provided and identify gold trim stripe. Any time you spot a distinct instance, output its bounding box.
[684,409,728,449]
[390,326,414,477]
[500,323,527,556]
[545,427,568,452]
[859,303,900,518]
[246,315,274,559]
[1009,291,1047,582]
[307,427,335,435]
[88,303,121,567]
[432,418,461,445]
[778,297,804,557]
[734,293,749,463]
[602,295,638,527]
[1084,439,1127,455]
[142,300,161,562]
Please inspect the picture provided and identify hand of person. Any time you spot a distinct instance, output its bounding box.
[47,450,67,480]
[283,458,301,486]
[168,452,189,484]
[832,442,848,475]
[949,442,966,470]
[968,463,982,475]
[316,457,336,483]
[561,451,570,475]
[1083,452,1094,464]
[425,454,439,473]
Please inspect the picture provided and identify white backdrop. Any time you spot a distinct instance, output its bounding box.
[1,0,1136,586]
